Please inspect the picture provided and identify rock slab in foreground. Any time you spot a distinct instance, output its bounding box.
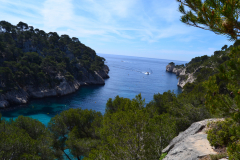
[163,118,224,160]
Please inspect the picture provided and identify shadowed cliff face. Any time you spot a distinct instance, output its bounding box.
[0,65,109,108]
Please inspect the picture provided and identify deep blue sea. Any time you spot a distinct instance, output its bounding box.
[1,54,186,125]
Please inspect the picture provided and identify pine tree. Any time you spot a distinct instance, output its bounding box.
[177,0,240,158]
[177,0,240,41]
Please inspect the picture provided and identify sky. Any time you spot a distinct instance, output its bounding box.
[0,0,234,61]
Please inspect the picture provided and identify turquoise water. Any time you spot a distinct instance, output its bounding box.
[1,54,186,126]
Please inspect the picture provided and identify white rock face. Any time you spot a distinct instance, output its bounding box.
[177,73,196,88]
[172,68,184,76]
[166,64,207,88]
[162,119,224,160]
[177,66,206,88]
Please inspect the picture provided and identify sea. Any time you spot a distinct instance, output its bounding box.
[1,53,187,125]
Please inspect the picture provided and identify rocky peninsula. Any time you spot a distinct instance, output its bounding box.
[166,63,196,88]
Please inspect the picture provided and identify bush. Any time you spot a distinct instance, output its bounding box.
[207,119,240,160]
[209,153,227,160]
[183,82,195,93]
[207,119,233,147]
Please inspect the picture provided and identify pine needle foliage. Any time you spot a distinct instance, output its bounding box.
[177,0,240,41]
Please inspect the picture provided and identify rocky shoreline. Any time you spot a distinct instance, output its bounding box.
[0,65,110,108]
[166,63,196,88]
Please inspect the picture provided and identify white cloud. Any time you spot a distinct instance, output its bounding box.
[0,0,205,47]
[0,0,42,24]
[105,0,138,18]
[151,0,181,22]
[42,0,74,30]
[0,0,193,43]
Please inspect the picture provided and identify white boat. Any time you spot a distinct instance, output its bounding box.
[145,72,150,75]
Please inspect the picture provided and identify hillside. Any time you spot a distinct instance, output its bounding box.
[166,43,237,90]
[0,21,109,108]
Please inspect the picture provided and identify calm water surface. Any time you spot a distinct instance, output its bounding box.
[1,54,186,125]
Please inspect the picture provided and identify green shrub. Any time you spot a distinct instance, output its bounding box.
[207,119,240,160]
[159,153,167,160]
[183,82,196,93]
[209,153,227,160]
[207,119,233,147]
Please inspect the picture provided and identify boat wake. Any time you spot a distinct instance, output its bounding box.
[143,69,153,75]
[110,64,153,75]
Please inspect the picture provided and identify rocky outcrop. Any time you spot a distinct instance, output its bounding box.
[172,68,184,76]
[177,68,196,88]
[177,66,207,88]
[27,80,81,98]
[0,89,29,108]
[0,65,110,108]
[162,118,224,160]
[166,64,188,87]
[166,64,175,72]
[166,64,204,88]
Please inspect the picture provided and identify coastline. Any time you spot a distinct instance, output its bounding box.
[0,65,110,109]
[166,63,195,88]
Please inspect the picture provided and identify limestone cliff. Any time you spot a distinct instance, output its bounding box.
[0,65,110,108]
[177,68,196,88]
[166,64,197,88]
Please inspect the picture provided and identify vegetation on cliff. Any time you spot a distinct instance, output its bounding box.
[0,21,106,94]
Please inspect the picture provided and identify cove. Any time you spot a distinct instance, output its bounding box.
[1,54,186,126]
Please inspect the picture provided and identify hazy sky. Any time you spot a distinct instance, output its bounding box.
[0,0,234,61]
